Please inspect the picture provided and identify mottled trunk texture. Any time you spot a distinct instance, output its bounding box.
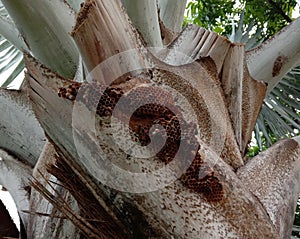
[0,0,299,238]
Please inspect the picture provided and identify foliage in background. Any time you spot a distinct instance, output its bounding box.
[248,66,300,157]
[243,0,296,38]
[0,2,24,89]
[185,0,297,38]
[0,35,24,88]
[259,68,300,145]
[184,0,236,34]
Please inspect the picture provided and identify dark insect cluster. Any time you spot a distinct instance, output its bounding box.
[181,150,224,202]
[57,80,224,202]
[58,82,81,100]
[272,55,288,77]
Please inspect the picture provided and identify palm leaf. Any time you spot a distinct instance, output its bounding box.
[0,3,24,89]
[1,58,24,88]
[0,34,24,89]
[256,67,300,149]
[229,11,264,50]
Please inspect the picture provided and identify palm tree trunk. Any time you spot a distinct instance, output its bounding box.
[0,0,300,238]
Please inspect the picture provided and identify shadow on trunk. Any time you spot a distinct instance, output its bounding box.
[0,198,19,239]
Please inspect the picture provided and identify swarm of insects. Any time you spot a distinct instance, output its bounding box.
[58,80,224,202]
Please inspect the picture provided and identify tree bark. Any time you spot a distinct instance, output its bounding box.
[26,142,81,239]
[24,14,297,239]
[0,86,45,166]
[0,0,300,238]
[238,138,300,239]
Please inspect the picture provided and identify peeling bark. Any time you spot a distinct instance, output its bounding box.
[71,0,147,74]
[158,16,177,45]
[27,141,81,239]
[164,25,231,73]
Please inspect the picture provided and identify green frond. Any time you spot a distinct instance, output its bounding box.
[254,67,300,151]
[0,35,24,89]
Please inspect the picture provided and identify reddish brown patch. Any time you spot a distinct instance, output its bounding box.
[71,1,95,35]
[58,80,224,202]
[272,55,288,77]
[181,151,224,202]
[58,82,81,100]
